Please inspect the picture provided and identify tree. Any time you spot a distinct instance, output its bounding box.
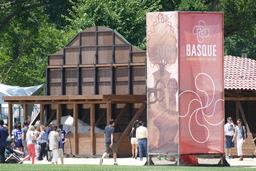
[0,1,72,86]
[66,0,162,49]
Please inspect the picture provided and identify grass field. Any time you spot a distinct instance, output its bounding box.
[0,164,255,171]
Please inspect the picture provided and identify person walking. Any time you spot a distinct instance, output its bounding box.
[22,121,29,158]
[20,126,36,164]
[232,119,247,161]
[49,126,59,164]
[57,129,64,164]
[36,125,48,161]
[136,121,148,161]
[224,117,235,159]
[130,120,139,159]
[0,119,8,163]
[99,119,117,165]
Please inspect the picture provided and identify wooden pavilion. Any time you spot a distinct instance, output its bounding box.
[2,27,256,157]
[3,26,147,156]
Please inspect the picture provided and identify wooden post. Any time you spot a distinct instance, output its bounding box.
[235,101,239,121]
[107,102,112,124]
[8,103,13,136]
[116,103,146,148]
[40,104,44,125]
[73,103,78,155]
[23,104,28,122]
[90,103,95,155]
[238,101,250,132]
[56,103,61,127]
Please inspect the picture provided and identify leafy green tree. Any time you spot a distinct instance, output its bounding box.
[67,0,162,49]
[0,1,72,86]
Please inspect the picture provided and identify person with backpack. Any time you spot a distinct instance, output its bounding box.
[232,119,247,161]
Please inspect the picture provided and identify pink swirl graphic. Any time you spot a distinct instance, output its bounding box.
[179,73,224,143]
[193,20,210,43]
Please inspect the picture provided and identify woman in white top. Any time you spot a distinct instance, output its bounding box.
[20,125,36,164]
[232,119,247,161]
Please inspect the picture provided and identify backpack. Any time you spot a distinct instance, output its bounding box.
[242,126,248,139]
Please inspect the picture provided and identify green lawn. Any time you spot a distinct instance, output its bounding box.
[0,165,254,171]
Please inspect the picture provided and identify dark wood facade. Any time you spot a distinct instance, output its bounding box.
[47,26,146,96]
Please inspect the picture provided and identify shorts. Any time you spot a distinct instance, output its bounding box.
[225,135,234,148]
[16,142,23,148]
[130,137,138,144]
[58,148,64,158]
[105,143,117,153]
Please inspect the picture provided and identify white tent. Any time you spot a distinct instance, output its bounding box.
[52,115,104,133]
[0,83,43,104]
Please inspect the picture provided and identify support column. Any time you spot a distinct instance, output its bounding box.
[23,104,28,122]
[90,103,95,155]
[40,104,45,125]
[107,102,112,124]
[236,101,239,121]
[56,103,61,127]
[8,103,13,136]
[73,103,78,155]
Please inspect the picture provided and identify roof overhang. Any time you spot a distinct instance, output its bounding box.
[2,95,146,104]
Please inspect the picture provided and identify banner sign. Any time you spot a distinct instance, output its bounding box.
[147,12,224,155]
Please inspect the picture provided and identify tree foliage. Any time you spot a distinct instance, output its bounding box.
[0,0,255,87]
[67,0,162,49]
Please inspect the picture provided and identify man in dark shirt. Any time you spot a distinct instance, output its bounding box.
[0,119,8,163]
[99,119,117,165]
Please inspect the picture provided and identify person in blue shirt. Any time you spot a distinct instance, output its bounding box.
[36,125,48,161]
[14,124,23,154]
[0,119,9,163]
[59,124,66,153]
[57,129,64,164]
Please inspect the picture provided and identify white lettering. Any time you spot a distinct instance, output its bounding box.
[186,44,191,56]
[186,44,217,57]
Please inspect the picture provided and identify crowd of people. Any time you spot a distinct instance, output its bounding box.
[2,116,255,165]
[0,119,66,164]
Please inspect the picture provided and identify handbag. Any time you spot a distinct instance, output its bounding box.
[45,144,49,151]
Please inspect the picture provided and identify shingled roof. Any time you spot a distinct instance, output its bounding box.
[224,55,256,90]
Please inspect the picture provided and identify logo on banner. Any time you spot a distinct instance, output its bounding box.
[193,20,210,43]
[185,20,217,58]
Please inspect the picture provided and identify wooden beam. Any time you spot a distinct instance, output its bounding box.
[116,103,146,148]
[114,104,129,127]
[237,101,250,133]
[81,108,90,122]
[73,103,79,155]
[45,109,56,126]
[30,111,40,126]
[56,104,61,127]
[225,97,256,101]
[23,104,28,122]
[8,103,13,136]
[107,102,111,124]
[236,101,239,121]
[40,104,45,125]
[95,110,106,127]
[90,103,96,155]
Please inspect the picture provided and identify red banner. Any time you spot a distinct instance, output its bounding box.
[147,12,224,155]
[179,12,224,154]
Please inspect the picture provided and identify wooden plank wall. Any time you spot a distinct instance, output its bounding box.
[65,133,131,156]
[47,26,146,96]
